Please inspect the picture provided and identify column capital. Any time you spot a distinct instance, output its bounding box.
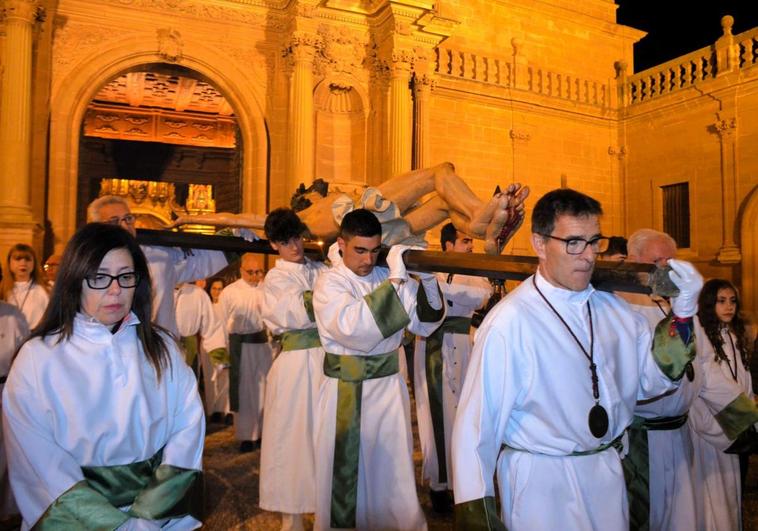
[2,0,42,24]
[390,49,414,77]
[714,116,737,138]
[284,30,321,65]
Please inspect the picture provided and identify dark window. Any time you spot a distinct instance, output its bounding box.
[661,182,690,248]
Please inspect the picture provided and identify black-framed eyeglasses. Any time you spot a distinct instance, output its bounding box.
[539,234,610,255]
[105,214,136,226]
[85,272,140,289]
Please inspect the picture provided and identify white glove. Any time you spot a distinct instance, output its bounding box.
[387,244,425,282]
[116,518,163,531]
[231,227,260,242]
[668,258,703,318]
[327,242,342,267]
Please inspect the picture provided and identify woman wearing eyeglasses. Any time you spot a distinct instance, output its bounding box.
[2,223,204,530]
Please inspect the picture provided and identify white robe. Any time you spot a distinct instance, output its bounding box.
[142,245,227,337]
[218,278,272,441]
[208,303,231,415]
[312,263,445,531]
[414,272,491,490]
[8,280,49,330]
[0,302,29,517]
[1,312,204,530]
[259,257,327,514]
[452,272,682,531]
[627,299,746,531]
[689,325,754,531]
[174,284,227,416]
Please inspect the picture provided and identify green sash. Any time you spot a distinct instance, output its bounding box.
[180,335,199,366]
[228,331,268,411]
[33,448,202,530]
[424,316,471,484]
[651,316,696,380]
[323,350,399,528]
[623,413,688,531]
[454,496,506,531]
[501,432,624,457]
[715,393,758,440]
[280,328,321,352]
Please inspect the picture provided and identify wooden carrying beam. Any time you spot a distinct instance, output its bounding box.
[136,229,673,295]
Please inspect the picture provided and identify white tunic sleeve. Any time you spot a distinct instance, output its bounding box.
[452,310,532,503]
[261,268,314,333]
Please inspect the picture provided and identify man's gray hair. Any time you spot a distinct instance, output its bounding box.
[87,195,130,222]
[627,228,677,259]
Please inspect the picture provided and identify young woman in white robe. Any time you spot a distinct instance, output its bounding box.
[2,223,205,530]
[689,279,756,531]
[1,244,50,330]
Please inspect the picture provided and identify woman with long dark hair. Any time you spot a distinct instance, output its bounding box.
[2,223,204,530]
[689,278,755,531]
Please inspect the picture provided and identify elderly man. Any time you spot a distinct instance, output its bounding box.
[218,253,272,452]
[87,195,228,336]
[452,189,703,530]
[621,228,758,531]
[414,223,493,513]
[312,208,446,531]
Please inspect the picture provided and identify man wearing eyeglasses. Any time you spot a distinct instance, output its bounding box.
[452,188,704,530]
[218,253,272,453]
[87,195,229,338]
[620,228,758,531]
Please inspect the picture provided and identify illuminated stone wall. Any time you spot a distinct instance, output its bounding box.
[0,0,756,313]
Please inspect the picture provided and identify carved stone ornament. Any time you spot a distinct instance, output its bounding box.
[157,28,183,63]
[105,0,271,27]
[608,146,626,159]
[53,22,116,69]
[509,129,531,142]
[714,116,737,138]
[2,0,42,24]
[283,31,321,66]
[315,25,366,76]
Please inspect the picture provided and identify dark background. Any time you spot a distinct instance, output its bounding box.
[616,1,758,72]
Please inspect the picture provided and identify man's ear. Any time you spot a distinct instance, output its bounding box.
[337,237,346,254]
[443,242,453,252]
[531,233,547,260]
[270,241,280,252]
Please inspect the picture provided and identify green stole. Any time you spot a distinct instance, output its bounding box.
[228,330,268,411]
[323,350,400,529]
[424,316,471,484]
[33,448,202,530]
[180,335,199,366]
[280,327,321,352]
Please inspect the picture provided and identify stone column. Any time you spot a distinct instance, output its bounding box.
[412,74,434,170]
[286,32,319,196]
[387,52,413,177]
[714,115,741,264]
[0,0,38,239]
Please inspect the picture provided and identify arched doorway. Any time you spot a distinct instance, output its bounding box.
[77,64,241,232]
[47,40,268,251]
[739,185,758,316]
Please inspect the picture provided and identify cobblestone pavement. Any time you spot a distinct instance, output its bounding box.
[202,420,758,530]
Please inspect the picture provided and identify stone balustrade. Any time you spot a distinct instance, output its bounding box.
[434,46,607,107]
[625,18,758,106]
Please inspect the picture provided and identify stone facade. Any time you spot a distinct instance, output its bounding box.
[0,0,756,313]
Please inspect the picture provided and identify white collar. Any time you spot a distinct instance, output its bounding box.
[534,269,594,306]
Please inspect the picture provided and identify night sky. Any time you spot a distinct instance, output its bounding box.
[615,1,758,72]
